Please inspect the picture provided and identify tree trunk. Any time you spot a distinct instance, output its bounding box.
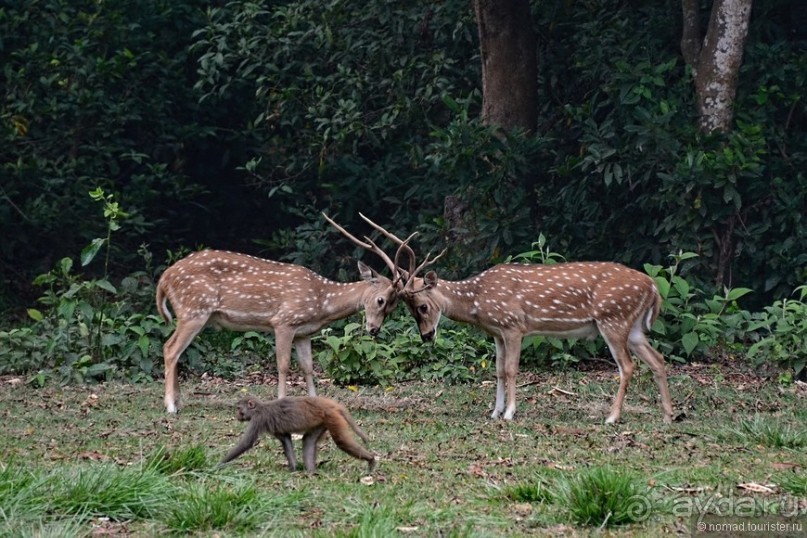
[474,0,537,134]
[680,0,753,134]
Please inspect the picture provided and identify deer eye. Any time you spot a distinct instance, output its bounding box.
[376,297,385,306]
[418,304,428,314]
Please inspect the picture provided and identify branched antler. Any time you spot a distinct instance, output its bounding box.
[322,212,399,280]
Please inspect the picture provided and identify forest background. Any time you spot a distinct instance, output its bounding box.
[1,0,805,384]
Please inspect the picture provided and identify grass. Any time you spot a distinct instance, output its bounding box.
[0,362,805,536]
[555,466,651,527]
[735,414,806,449]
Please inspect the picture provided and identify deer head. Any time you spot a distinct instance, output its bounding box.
[322,212,406,330]
[355,259,398,336]
[393,240,446,342]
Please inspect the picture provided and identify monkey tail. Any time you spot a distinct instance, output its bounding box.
[340,408,370,445]
[329,411,375,471]
[155,279,173,323]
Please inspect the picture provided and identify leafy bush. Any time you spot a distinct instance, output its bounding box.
[644,252,752,362]
[0,0,228,311]
[315,315,493,387]
[745,286,807,379]
[317,322,404,386]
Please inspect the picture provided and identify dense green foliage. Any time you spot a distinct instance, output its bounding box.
[1,0,805,384]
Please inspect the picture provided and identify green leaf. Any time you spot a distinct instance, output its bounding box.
[94,279,117,293]
[81,238,106,266]
[726,287,753,301]
[681,332,699,356]
[60,257,73,275]
[672,276,690,298]
[675,252,699,262]
[654,277,670,300]
[138,335,150,357]
[643,263,661,278]
[27,308,43,322]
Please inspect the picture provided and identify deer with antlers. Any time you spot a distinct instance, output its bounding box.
[155,230,400,413]
[331,215,674,424]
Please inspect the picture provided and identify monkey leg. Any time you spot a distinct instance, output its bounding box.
[275,433,297,471]
[220,425,260,465]
[302,426,326,472]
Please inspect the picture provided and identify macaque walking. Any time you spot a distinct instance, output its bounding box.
[220,395,376,473]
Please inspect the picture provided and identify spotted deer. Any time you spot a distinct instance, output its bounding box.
[339,219,673,424]
[155,235,400,413]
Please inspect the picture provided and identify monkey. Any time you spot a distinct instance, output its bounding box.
[220,395,376,474]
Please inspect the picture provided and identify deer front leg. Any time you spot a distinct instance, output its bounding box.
[294,337,317,397]
[491,337,506,419]
[502,333,523,421]
[274,329,294,399]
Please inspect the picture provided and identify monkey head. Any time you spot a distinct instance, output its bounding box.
[235,396,260,421]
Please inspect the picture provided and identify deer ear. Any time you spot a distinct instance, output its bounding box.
[358,261,379,282]
[424,270,438,289]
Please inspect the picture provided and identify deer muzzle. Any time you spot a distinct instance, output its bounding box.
[369,326,380,337]
[420,329,436,342]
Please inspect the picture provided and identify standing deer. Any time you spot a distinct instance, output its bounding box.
[338,218,673,424]
[155,226,400,413]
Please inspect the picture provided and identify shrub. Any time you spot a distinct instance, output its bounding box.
[745,286,807,379]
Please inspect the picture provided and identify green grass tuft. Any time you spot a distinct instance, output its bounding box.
[144,444,211,474]
[502,478,554,504]
[558,466,653,527]
[0,463,49,520]
[162,482,272,533]
[779,472,807,496]
[736,415,806,449]
[48,465,174,520]
[0,517,89,538]
[326,503,400,538]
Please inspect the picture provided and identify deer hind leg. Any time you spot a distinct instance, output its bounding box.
[294,337,317,397]
[628,325,673,424]
[599,325,635,424]
[163,317,207,413]
[274,329,294,399]
[491,337,506,419]
[302,426,326,472]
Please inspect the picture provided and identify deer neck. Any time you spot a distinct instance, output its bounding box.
[317,280,370,321]
[434,279,481,325]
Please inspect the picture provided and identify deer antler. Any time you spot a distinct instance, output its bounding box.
[391,234,446,293]
[404,248,447,292]
[359,212,408,245]
[333,212,446,292]
[322,212,399,280]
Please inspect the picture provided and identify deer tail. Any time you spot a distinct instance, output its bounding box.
[155,279,173,323]
[644,286,662,332]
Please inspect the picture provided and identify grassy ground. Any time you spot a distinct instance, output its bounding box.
[1,361,805,537]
